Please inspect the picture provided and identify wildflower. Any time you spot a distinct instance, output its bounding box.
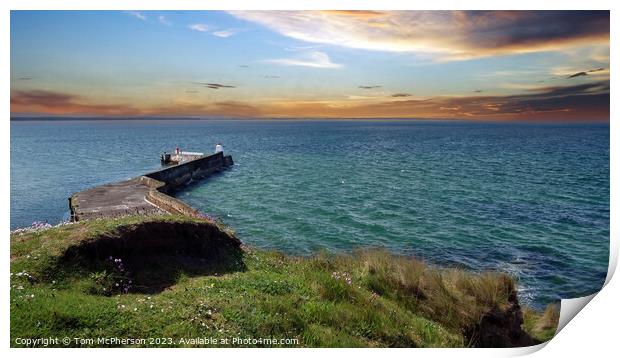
[331,271,353,285]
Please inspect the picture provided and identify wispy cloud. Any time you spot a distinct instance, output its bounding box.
[391,93,412,97]
[212,29,243,38]
[158,15,172,26]
[230,10,609,61]
[126,11,147,21]
[322,10,385,18]
[188,23,210,32]
[264,51,343,69]
[567,67,606,78]
[359,85,382,89]
[191,82,236,89]
[11,90,139,115]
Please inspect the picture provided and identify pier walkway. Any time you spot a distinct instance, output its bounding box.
[69,178,165,220]
[69,152,234,221]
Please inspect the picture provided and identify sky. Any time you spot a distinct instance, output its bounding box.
[10,10,610,121]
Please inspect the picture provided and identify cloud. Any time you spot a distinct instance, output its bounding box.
[212,29,242,38]
[11,90,139,115]
[524,81,608,96]
[358,85,381,89]
[421,81,610,120]
[127,11,147,21]
[188,24,210,32]
[12,82,608,121]
[253,81,609,120]
[264,51,343,69]
[440,106,461,111]
[12,90,74,105]
[230,11,609,60]
[568,71,589,78]
[158,15,172,26]
[568,67,606,78]
[391,93,412,97]
[212,30,234,38]
[346,95,386,100]
[11,89,258,118]
[191,82,236,89]
[207,81,603,120]
[322,10,385,18]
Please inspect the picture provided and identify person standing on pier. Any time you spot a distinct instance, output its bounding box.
[215,143,223,153]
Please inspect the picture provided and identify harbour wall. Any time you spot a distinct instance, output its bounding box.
[69,152,234,221]
[145,151,233,193]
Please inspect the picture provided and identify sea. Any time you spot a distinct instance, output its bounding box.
[10,119,610,309]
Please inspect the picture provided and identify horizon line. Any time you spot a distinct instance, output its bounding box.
[9,115,611,124]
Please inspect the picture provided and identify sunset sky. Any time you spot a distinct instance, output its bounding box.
[10,10,610,121]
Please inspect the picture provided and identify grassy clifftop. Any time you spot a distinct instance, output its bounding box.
[10,215,557,347]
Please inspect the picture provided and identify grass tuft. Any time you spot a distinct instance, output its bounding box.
[523,303,560,343]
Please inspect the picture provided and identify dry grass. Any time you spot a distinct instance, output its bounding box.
[315,249,517,336]
[523,303,560,342]
[536,304,560,332]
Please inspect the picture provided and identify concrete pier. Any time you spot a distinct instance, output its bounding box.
[69,152,234,221]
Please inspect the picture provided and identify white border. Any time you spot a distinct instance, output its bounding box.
[1,0,616,10]
[3,1,616,357]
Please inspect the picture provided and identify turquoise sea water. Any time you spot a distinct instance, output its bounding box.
[10,120,609,308]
